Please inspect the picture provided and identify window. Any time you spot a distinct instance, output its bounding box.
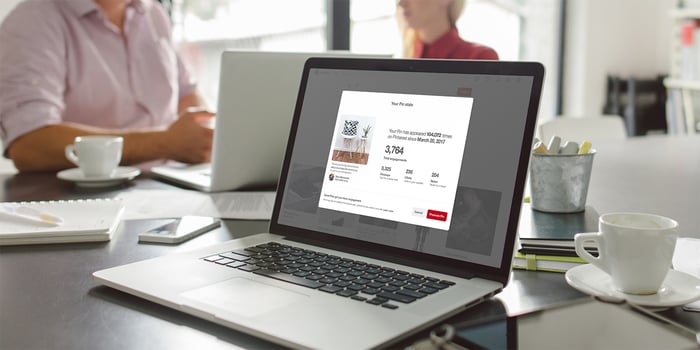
[172,0,561,116]
[171,0,327,107]
[349,0,561,118]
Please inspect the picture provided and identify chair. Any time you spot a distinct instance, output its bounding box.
[538,115,627,147]
[337,119,358,159]
[603,75,667,136]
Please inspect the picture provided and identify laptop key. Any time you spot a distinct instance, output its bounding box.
[366,297,388,305]
[238,264,259,272]
[226,261,246,268]
[381,303,399,310]
[424,282,449,289]
[215,258,235,265]
[320,285,343,293]
[231,249,254,256]
[337,289,357,297]
[367,282,384,289]
[403,284,422,291]
[254,269,323,289]
[361,287,381,295]
[376,291,416,304]
[397,289,427,299]
[334,280,352,288]
[347,284,365,291]
[381,285,400,292]
[418,287,438,294]
[319,277,338,284]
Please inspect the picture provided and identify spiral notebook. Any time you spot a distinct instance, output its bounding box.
[0,199,124,245]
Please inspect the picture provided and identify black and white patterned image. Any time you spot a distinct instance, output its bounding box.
[342,120,359,136]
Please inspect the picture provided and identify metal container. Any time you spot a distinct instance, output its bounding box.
[529,151,596,213]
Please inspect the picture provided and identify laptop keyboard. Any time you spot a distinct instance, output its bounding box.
[203,242,454,310]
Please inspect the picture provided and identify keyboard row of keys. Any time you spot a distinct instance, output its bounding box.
[204,242,455,310]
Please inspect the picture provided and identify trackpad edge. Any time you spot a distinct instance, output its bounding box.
[180,277,309,318]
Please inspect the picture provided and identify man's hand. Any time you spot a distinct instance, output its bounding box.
[162,107,215,164]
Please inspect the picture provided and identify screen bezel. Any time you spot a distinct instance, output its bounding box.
[268,58,544,286]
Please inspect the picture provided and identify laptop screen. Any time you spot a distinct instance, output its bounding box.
[272,58,543,280]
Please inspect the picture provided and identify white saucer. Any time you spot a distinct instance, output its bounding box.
[57,167,141,188]
[565,264,700,308]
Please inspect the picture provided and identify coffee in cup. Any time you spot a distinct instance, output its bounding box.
[574,212,678,295]
[65,136,123,178]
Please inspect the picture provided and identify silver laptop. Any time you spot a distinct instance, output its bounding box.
[151,50,386,192]
[95,58,544,349]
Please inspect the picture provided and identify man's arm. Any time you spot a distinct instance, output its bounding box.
[178,91,209,114]
[8,93,214,172]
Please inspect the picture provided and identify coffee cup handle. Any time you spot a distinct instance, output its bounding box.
[574,232,609,274]
[65,144,79,166]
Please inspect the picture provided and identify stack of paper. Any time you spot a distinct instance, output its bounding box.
[0,199,124,245]
[513,203,597,272]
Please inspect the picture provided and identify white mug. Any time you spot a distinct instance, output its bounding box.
[65,136,123,178]
[574,212,678,295]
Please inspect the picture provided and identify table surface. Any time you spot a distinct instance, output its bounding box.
[584,134,700,237]
[1,134,699,349]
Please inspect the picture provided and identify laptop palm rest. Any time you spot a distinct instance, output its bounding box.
[180,277,309,318]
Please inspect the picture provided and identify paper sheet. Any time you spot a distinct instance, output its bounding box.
[673,237,700,311]
[115,189,275,220]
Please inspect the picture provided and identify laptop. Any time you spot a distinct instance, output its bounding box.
[95,58,544,349]
[151,50,386,192]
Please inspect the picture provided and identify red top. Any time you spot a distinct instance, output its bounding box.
[414,27,499,60]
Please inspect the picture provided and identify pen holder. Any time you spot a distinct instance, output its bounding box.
[529,151,595,213]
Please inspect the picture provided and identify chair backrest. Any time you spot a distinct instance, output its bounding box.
[603,75,667,136]
[538,115,627,147]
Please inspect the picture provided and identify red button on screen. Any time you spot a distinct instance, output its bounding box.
[426,210,448,222]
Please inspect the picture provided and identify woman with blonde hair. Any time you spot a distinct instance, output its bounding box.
[397,0,498,60]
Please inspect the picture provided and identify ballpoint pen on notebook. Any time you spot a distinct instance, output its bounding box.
[0,204,64,226]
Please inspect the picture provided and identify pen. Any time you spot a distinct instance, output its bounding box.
[0,204,64,226]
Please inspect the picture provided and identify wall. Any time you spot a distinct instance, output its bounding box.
[0,0,21,22]
[562,0,675,117]
[0,0,677,120]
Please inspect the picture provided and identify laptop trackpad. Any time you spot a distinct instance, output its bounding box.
[180,277,309,318]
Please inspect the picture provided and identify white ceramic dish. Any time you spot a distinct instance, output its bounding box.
[57,167,141,188]
[565,264,700,308]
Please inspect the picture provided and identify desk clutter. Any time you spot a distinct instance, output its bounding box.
[532,136,593,155]
[0,198,124,245]
[513,203,595,273]
[56,166,141,188]
[515,204,700,309]
[512,203,700,311]
[57,136,142,188]
[529,135,596,214]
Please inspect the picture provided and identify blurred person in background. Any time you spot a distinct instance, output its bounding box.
[397,0,498,60]
[0,0,214,172]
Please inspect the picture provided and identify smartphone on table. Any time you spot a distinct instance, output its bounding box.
[138,216,221,244]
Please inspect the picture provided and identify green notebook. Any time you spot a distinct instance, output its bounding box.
[512,251,587,273]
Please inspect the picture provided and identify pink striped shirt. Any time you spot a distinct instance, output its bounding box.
[0,0,197,149]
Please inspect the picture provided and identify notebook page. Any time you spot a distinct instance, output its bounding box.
[0,199,124,238]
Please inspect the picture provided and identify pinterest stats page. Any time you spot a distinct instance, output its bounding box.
[318,91,473,231]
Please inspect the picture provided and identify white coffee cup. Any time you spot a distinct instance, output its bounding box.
[574,212,678,295]
[65,136,123,178]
